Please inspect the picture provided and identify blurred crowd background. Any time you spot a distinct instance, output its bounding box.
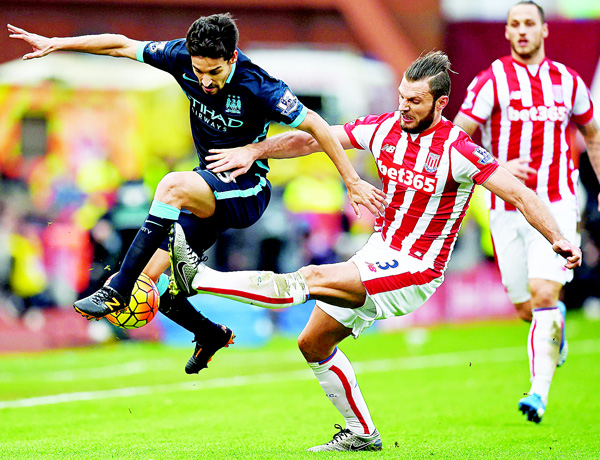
[0,0,599,350]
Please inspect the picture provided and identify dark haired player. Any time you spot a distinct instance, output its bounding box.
[8,14,384,373]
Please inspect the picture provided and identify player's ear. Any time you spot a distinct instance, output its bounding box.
[436,95,449,111]
[229,50,238,64]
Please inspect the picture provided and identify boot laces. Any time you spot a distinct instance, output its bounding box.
[329,424,352,444]
[91,286,118,303]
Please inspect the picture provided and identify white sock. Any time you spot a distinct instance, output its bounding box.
[308,347,376,436]
[528,307,563,404]
[191,265,309,309]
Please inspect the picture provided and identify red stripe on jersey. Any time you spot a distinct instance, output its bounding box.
[503,61,524,166]
[546,63,563,201]
[363,268,440,295]
[330,365,370,434]
[565,125,576,196]
[489,70,500,212]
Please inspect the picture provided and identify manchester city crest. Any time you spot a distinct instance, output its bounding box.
[225,94,242,115]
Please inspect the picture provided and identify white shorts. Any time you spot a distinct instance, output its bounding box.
[490,201,580,304]
[318,232,444,337]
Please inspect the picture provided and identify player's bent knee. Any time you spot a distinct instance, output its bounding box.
[297,333,312,359]
[530,290,560,309]
[297,333,323,362]
[300,264,325,286]
[155,172,186,203]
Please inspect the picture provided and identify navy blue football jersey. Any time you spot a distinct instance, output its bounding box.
[136,39,307,178]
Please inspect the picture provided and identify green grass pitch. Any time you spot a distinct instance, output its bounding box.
[0,311,599,459]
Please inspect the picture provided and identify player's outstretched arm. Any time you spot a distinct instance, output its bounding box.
[207,129,318,180]
[483,166,582,269]
[577,118,600,211]
[8,24,139,60]
[208,110,386,217]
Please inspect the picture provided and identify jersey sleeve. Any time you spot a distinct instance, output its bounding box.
[343,113,395,151]
[571,74,594,125]
[135,39,186,74]
[451,137,499,185]
[255,79,307,128]
[458,68,495,125]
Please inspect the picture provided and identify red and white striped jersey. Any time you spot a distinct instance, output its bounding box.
[458,55,594,211]
[344,113,498,274]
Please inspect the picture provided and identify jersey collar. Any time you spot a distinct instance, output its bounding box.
[409,117,445,140]
[225,61,237,84]
[509,55,549,69]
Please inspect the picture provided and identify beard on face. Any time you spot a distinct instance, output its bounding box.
[402,101,437,134]
[511,36,543,61]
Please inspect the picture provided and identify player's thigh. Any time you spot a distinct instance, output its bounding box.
[490,211,530,303]
[155,171,216,218]
[300,261,366,308]
[195,169,271,230]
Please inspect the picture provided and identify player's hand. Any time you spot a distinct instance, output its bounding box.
[8,24,54,60]
[552,239,582,269]
[501,158,536,183]
[206,146,260,181]
[346,179,386,218]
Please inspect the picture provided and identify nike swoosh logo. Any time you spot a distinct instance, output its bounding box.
[182,73,198,83]
[349,442,373,451]
[176,261,191,289]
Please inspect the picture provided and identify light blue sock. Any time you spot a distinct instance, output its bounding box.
[156,273,170,296]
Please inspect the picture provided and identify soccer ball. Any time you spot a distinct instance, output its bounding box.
[105,273,159,329]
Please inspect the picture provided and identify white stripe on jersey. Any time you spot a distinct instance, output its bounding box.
[490,60,511,163]
[515,65,533,106]
[371,114,399,163]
